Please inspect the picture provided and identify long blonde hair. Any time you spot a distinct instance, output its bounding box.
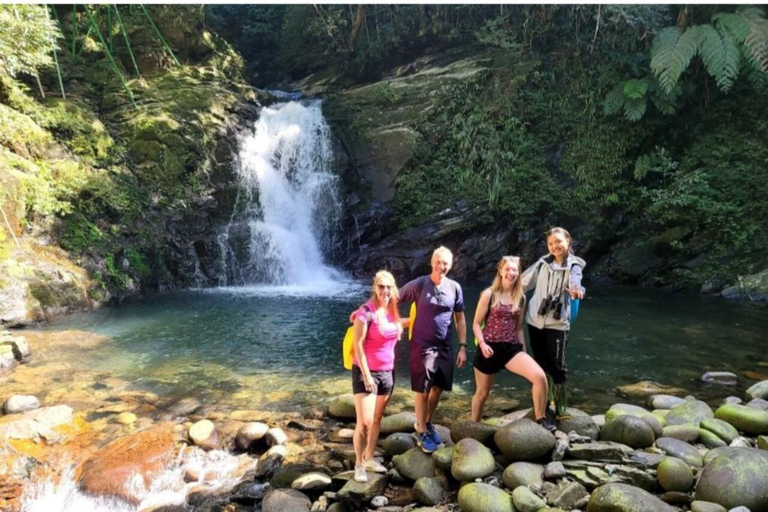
[489,256,524,311]
[370,270,402,325]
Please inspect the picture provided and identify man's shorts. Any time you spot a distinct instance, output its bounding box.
[473,342,525,375]
[410,344,454,393]
[352,365,395,396]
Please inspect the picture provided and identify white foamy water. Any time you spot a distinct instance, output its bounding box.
[20,448,261,512]
[219,100,344,287]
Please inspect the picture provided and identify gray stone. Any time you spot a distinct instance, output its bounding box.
[664,400,714,427]
[262,488,311,512]
[451,438,495,481]
[657,456,694,492]
[566,441,634,461]
[266,427,288,447]
[601,415,655,448]
[701,418,740,444]
[723,396,743,406]
[691,501,727,512]
[0,405,74,440]
[552,438,569,461]
[605,403,660,424]
[695,447,768,512]
[502,461,544,489]
[292,473,332,492]
[727,507,752,512]
[592,414,606,427]
[655,437,704,468]
[715,404,768,435]
[627,451,665,469]
[379,411,416,434]
[3,395,40,414]
[188,420,218,450]
[431,446,453,470]
[648,394,686,410]
[494,419,555,461]
[546,481,589,510]
[759,435,768,450]
[543,461,566,480]
[328,395,356,419]
[236,422,270,451]
[382,432,417,457]
[659,491,693,507]
[512,486,546,512]
[370,496,388,508]
[702,372,738,386]
[586,482,677,512]
[703,446,746,466]
[450,420,498,445]
[554,408,600,440]
[413,476,446,506]
[662,424,700,443]
[337,473,387,501]
[699,429,728,448]
[747,380,768,401]
[457,482,515,512]
[393,448,437,481]
[747,398,768,411]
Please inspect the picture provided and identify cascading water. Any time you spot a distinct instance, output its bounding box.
[218,100,345,290]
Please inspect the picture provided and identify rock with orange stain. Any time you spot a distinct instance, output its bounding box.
[76,422,178,504]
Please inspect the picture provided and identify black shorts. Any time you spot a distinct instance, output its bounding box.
[473,342,525,375]
[410,344,454,393]
[352,365,395,396]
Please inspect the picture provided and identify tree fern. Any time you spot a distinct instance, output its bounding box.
[741,9,768,74]
[603,83,626,116]
[623,97,646,122]
[651,26,702,93]
[623,78,649,99]
[699,24,741,91]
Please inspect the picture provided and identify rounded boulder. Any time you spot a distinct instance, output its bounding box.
[501,462,544,489]
[657,457,694,492]
[695,447,768,512]
[601,414,655,448]
[451,438,495,481]
[494,419,555,461]
[714,403,768,435]
[664,400,714,427]
[457,482,515,512]
[586,482,677,512]
[328,394,356,419]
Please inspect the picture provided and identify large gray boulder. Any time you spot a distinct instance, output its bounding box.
[379,411,416,434]
[695,447,768,512]
[413,476,446,506]
[262,489,311,512]
[3,395,40,414]
[605,403,659,423]
[556,408,600,440]
[382,432,417,456]
[546,481,589,510]
[337,472,388,501]
[664,400,714,427]
[654,437,704,468]
[450,420,498,445]
[567,441,634,461]
[601,415,655,448]
[512,486,546,512]
[431,446,453,470]
[586,483,677,512]
[647,395,686,410]
[494,419,555,461]
[328,394,356,419]
[393,448,437,481]
[747,380,768,401]
[661,424,700,443]
[451,438,495,481]
[657,457,694,492]
[714,403,768,435]
[457,482,515,512]
[502,462,544,489]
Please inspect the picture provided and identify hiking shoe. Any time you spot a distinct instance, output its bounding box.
[363,458,387,473]
[537,417,557,433]
[354,464,368,483]
[417,432,438,453]
[426,422,442,445]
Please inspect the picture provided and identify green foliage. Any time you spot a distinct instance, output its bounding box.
[0,5,61,77]
[61,212,103,254]
[126,248,150,278]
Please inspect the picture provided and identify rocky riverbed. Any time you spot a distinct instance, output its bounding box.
[2,330,768,512]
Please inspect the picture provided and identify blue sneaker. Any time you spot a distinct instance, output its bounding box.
[417,432,438,453]
[426,422,442,445]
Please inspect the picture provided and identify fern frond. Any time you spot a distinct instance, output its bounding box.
[713,12,750,43]
[746,65,768,90]
[742,12,768,73]
[634,154,652,180]
[623,78,650,100]
[603,83,626,116]
[623,97,647,122]
[699,24,741,92]
[651,26,702,93]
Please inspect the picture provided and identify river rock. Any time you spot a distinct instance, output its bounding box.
[655,437,704,468]
[266,427,288,446]
[699,429,728,448]
[393,448,437,481]
[657,456,694,492]
[382,432,417,456]
[567,441,634,461]
[3,395,40,414]
[759,435,768,450]
[701,418,740,444]
[379,411,416,434]
[556,409,600,440]
[116,412,137,425]
[494,419,555,461]
[586,482,677,512]
[592,414,606,427]
[702,372,738,386]
[255,445,287,479]
[747,380,768,400]
[263,488,311,512]
[601,415,655,448]
[512,486,546,512]
[188,420,218,450]
[747,398,768,411]
[328,394,356,419]
[291,472,332,492]
[502,461,544,489]
[616,381,686,399]
[544,461,566,479]
[695,447,768,511]
[431,446,453,470]
[664,400,714,427]
[457,482,515,512]
[546,481,589,509]
[236,422,270,451]
[450,420,498,445]
[451,438,495,481]
[690,501,728,512]
[647,395,686,410]
[662,424,700,443]
[337,472,387,501]
[605,403,659,423]
[715,404,768,435]
[0,405,74,440]
[413,476,446,505]
[78,423,176,504]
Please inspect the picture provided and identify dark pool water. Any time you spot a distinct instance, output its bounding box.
[26,281,767,416]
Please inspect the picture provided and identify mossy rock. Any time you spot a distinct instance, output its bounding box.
[661,424,700,443]
[695,447,768,511]
[698,429,727,449]
[383,432,418,457]
[657,457,694,492]
[413,476,446,506]
[501,461,544,489]
[451,438,495,482]
[601,415,655,448]
[327,394,356,419]
[654,437,703,468]
[586,483,677,512]
[393,448,437,481]
[380,411,416,434]
[450,420,499,445]
[700,418,739,444]
[494,419,555,461]
[431,446,453,471]
[512,486,546,512]
[457,482,515,512]
[714,403,768,435]
[664,400,714,427]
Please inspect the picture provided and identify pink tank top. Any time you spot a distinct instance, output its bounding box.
[352,301,400,371]
[483,302,521,344]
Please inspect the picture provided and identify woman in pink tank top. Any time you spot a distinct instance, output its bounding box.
[351,270,403,482]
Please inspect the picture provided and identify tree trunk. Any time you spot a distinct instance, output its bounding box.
[348,5,366,52]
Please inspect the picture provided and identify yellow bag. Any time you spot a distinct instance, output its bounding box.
[342,326,355,370]
[408,302,417,341]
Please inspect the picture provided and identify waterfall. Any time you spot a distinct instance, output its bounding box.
[218,100,345,289]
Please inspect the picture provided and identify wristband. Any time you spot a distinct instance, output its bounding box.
[459,343,468,348]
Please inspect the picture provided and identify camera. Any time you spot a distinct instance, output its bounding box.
[538,296,552,316]
[552,298,563,320]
